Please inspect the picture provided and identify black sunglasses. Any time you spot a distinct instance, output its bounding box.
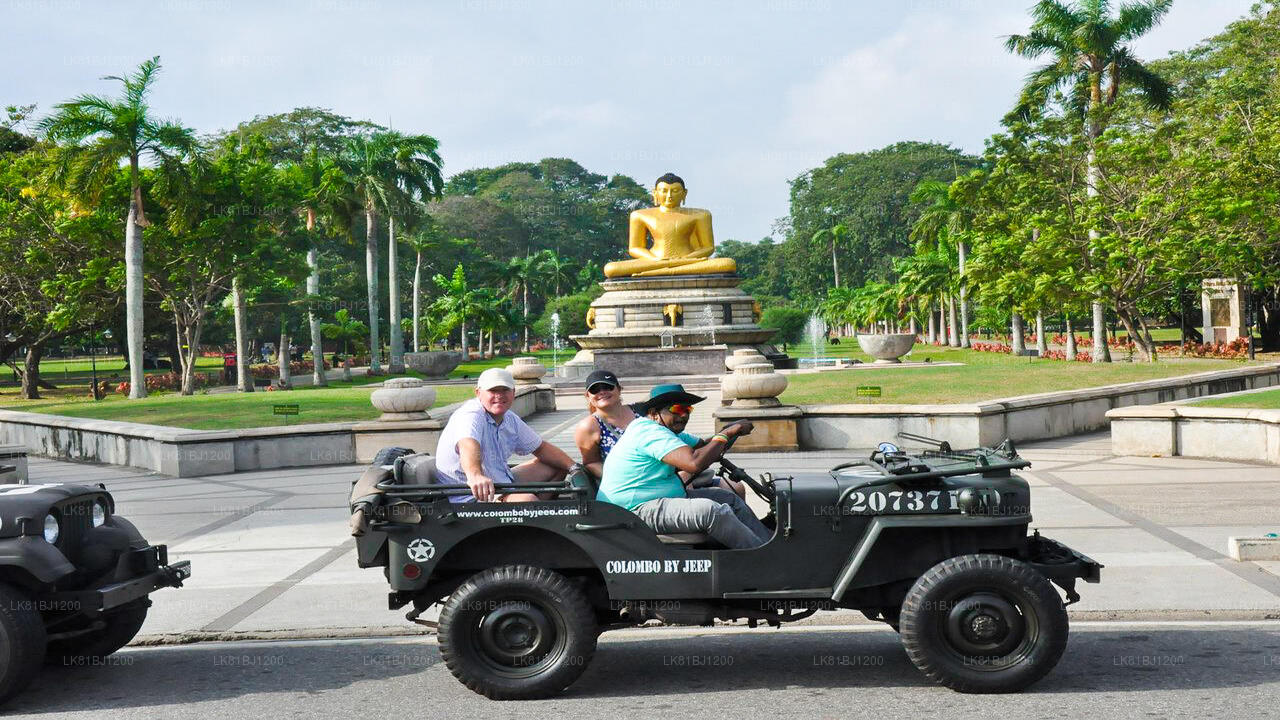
[587,383,617,394]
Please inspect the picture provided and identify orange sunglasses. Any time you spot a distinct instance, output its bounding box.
[666,404,694,416]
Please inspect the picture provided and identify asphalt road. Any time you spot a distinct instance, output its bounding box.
[9,621,1279,719]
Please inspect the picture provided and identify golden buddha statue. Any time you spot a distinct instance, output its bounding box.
[603,173,737,278]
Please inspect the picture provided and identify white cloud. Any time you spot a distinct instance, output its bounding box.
[780,10,1030,155]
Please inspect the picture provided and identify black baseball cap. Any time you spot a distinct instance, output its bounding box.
[584,370,619,391]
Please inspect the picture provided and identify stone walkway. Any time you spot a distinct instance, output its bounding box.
[25,388,1280,642]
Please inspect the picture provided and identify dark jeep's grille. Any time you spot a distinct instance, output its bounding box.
[54,498,95,563]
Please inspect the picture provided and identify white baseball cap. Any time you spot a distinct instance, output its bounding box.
[476,368,516,391]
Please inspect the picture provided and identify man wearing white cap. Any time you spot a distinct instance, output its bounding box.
[435,368,576,503]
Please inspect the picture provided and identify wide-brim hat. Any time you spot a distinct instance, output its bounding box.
[634,383,705,415]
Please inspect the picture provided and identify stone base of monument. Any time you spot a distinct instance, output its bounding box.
[591,346,728,378]
[569,274,779,375]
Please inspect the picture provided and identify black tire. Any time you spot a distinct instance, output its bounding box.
[46,599,149,665]
[899,554,1068,693]
[0,583,47,705]
[438,565,597,700]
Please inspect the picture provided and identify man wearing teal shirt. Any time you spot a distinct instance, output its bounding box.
[598,384,771,549]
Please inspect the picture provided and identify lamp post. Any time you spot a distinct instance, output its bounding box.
[4,333,15,384]
[90,329,112,401]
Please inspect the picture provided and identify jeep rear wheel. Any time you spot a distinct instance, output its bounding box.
[899,554,1068,693]
[0,582,47,705]
[438,565,597,700]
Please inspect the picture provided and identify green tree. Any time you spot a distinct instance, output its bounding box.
[39,56,198,397]
[1006,0,1174,361]
[0,139,119,398]
[785,142,980,295]
[760,307,809,352]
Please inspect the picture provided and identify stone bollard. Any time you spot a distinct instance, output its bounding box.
[507,356,548,385]
[370,377,436,421]
[725,348,767,372]
[714,361,800,451]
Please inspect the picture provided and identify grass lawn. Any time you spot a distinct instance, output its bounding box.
[449,349,562,378]
[0,380,475,430]
[1187,387,1280,410]
[779,344,1257,405]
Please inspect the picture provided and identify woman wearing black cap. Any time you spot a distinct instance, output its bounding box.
[573,370,637,481]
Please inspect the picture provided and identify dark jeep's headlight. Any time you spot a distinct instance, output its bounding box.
[92,499,108,527]
[43,513,60,543]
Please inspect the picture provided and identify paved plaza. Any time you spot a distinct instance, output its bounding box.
[25,387,1280,643]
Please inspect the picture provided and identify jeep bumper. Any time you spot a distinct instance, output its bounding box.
[52,544,192,613]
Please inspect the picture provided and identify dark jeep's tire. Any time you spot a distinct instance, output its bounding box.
[438,565,597,700]
[372,446,415,467]
[0,582,47,705]
[899,554,1067,693]
[46,599,149,665]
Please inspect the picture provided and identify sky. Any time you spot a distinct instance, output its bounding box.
[3,0,1259,244]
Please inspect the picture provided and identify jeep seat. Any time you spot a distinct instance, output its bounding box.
[396,453,440,485]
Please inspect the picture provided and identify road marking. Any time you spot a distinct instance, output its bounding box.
[200,541,354,632]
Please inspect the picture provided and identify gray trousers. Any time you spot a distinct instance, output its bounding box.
[633,487,772,549]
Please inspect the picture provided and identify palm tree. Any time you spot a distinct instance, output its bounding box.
[1005,0,1173,362]
[430,264,485,358]
[320,309,368,381]
[339,131,443,373]
[811,224,849,289]
[910,179,973,347]
[286,146,345,387]
[537,249,575,299]
[405,220,459,353]
[39,56,197,398]
[506,254,544,351]
[382,131,444,373]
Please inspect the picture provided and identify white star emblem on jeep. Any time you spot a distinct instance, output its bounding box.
[406,538,435,562]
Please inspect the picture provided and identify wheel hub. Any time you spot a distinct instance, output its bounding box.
[944,592,1025,658]
[476,601,557,670]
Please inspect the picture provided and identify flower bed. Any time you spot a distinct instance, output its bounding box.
[116,371,219,395]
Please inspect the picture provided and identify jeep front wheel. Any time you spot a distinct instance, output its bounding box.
[46,599,149,665]
[438,565,597,700]
[899,554,1068,693]
[0,582,47,705]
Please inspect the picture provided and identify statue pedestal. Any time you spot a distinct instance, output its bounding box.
[569,274,780,376]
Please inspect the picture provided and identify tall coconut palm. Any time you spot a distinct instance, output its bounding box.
[910,179,973,347]
[811,224,849,289]
[537,249,575,299]
[340,130,443,374]
[287,146,345,387]
[39,56,197,398]
[382,131,444,372]
[506,254,545,351]
[1005,0,1173,362]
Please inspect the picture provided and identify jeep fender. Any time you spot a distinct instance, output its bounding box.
[0,535,74,586]
[830,513,1032,601]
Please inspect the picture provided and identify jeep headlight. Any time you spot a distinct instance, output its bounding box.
[43,514,60,543]
[92,500,108,527]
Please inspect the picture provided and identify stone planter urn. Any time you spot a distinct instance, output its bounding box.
[370,377,436,421]
[725,348,767,372]
[721,362,789,408]
[856,333,916,364]
[507,356,548,385]
[403,351,463,379]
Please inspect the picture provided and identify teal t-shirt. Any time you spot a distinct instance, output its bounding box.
[597,418,699,511]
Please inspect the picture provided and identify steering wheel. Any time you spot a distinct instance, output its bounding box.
[717,457,775,504]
